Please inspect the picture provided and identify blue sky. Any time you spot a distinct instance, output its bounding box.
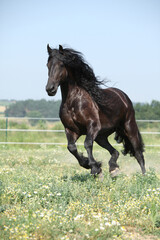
[0,0,160,103]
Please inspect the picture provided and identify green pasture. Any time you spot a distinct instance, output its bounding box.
[0,147,160,240]
[0,119,160,150]
[0,120,160,239]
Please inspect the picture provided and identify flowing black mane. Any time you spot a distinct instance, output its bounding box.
[49,47,106,106]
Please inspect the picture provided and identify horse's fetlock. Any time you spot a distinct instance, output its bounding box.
[90,161,102,175]
[91,165,102,175]
[84,140,93,150]
[113,150,119,159]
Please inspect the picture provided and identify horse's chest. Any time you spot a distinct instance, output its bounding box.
[60,105,81,132]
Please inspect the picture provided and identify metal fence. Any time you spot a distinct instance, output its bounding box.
[0,117,160,147]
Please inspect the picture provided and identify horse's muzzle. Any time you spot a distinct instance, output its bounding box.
[46,85,57,96]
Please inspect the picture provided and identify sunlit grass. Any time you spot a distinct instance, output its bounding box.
[0,120,160,151]
[0,148,160,239]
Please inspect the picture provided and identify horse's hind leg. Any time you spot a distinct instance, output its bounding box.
[134,151,146,174]
[95,134,119,174]
[124,121,146,174]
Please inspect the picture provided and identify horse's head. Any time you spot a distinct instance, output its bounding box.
[46,45,68,96]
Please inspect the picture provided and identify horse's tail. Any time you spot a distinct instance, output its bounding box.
[115,128,144,157]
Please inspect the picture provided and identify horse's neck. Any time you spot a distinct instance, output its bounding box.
[60,82,68,102]
[60,80,77,103]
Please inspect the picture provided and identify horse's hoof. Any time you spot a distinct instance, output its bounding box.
[98,172,104,181]
[91,167,102,178]
[91,164,102,176]
[110,168,119,178]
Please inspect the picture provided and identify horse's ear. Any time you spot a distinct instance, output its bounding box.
[59,45,64,54]
[47,44,52,55]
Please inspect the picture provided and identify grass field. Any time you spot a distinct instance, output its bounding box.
[0,118,160,148]
[0,145,160,240]
[0,120,160,239]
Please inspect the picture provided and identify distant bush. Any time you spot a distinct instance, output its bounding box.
[5,99,61,118]
[26,111,43,126]
[134,100,160,120]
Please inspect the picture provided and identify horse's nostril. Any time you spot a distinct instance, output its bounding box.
[46,85,54,93]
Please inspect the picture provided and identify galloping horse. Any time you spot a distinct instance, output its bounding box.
[46,44,146,176]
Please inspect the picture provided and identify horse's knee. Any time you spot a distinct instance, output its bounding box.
[67,143,77,154]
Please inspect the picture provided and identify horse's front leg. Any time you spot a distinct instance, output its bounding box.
[65,128,90,169]
[84,122,102,175]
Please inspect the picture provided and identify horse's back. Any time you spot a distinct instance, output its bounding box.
[104,87,133,106]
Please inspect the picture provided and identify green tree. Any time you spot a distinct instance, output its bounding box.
[26,111,43,126]
[5,100,61,118]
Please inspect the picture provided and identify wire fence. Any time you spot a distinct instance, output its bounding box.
[0,117,160,147]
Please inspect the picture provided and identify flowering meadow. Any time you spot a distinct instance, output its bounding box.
[0,147,160,240]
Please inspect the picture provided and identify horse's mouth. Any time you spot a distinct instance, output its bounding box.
[47,89,57,96]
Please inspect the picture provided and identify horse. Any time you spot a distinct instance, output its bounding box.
[46,44,146,177]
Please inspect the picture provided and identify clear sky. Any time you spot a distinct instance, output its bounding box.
[0,0,160,103]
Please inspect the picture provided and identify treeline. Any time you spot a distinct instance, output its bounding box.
[134,100,160,120]
[4,99,160,120]
[5,99,61,118]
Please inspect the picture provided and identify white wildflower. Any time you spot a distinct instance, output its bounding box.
[111,220,120,226]
[74,214,84,221]
[57,193,61,196]
[105,222,111,227]
[85,234,90,238]
[100,226,105,230]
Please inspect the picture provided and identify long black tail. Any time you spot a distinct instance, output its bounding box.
[115,128,144,157]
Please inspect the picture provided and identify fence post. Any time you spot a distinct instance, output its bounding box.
[6,117,8,142]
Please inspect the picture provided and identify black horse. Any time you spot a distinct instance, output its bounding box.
[46,44,146,176]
